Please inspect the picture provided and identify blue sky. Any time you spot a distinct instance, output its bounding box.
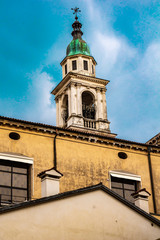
[0,0,160,142]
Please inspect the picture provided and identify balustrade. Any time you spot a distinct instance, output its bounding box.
[84,118,96,129]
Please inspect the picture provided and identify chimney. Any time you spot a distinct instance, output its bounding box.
[131,188,151,213]
[38,168,63,197]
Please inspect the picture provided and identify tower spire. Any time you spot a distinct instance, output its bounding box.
[71,7,83,40]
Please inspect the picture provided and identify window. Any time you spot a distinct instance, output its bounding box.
[92,65,94,74]
[0,160,30,204]
[118,152,128,159]
[83,60,88,70]
[9,132,20,140]
[72,60,77,70]
[111,176,137,202]
[110,171,141,203]
[65,64,67,74]
[62,95,68,124]
[0,152,33,205]
[82,91,95,120]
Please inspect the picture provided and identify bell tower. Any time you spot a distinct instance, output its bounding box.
[51,8,116,137]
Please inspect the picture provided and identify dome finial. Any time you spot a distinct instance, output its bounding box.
[71,7,81,21]
[71,7,83,40]
[66,8,90,57]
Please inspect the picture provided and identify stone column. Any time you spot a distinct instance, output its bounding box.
[78,56,82,73]
[70,82,76,115]
[77,83,82,115]
[89,58,92,75]
[96,87,103,120]
[96,87,100,119]
[55,97,59,126]
[102,89,107,120]
[68,85,71,117]
[58,95,63,126]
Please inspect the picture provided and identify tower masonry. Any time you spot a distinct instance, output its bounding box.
[51,10,116,137]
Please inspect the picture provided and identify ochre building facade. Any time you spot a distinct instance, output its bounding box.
[0,116,160,219]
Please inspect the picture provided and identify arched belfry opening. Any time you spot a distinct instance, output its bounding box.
[61,95,68,125]
[82,91,96,120]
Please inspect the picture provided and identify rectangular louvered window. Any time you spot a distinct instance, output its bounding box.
[83,60,88,70]
[92,65,94,74]
[72,60,77,70]
[65,64,67,74]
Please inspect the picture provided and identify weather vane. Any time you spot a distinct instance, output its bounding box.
[71,7,81,20]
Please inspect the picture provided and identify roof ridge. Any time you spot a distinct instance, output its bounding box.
[0,182,160,227]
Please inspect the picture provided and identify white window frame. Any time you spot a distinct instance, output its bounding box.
[109,170,142,189]
[0,152,33,164]
[0,152,34,197]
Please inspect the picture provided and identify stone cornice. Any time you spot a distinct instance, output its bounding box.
[146,132,160,146]
[0,116,160,153]
[60,54,97,66]
[51,72,110,95]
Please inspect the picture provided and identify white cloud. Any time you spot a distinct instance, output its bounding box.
[84,0,160,142]
[84,0,137,78]
[25,69,56,125]
[138,42,160,89]
[90,31,137,78]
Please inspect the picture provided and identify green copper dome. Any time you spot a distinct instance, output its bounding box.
[66,12,91,57]
[66,39,90,56]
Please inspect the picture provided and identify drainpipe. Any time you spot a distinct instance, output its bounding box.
[147,146,157,214]
[53,130,58,170]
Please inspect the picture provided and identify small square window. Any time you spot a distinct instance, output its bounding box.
[83,60,88,70]
[72,60,77,70]
[65,64,67,74]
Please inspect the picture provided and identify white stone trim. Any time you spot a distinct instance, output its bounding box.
[0,152,33,164]
[0,152,34,197]
[109,170,141,182]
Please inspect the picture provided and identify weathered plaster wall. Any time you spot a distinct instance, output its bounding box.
[0,126,54,199]
[56,136,154,212]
